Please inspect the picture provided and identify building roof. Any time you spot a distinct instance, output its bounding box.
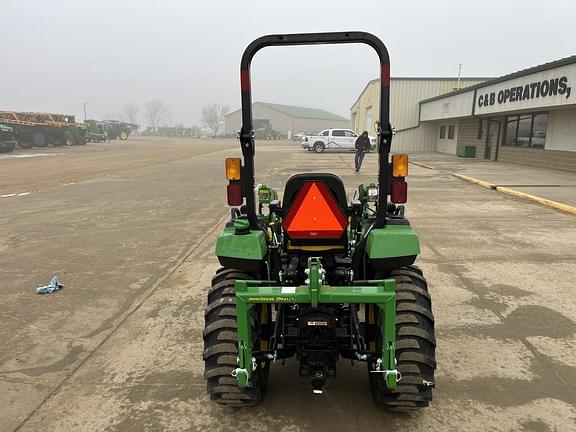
[395,76,492,81]
[420,54,576,104]
[226,102,348,121]
[260,102,348,120]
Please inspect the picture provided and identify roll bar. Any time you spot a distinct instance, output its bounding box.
[239,32,393,228]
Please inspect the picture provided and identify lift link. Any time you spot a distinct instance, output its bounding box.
[233,287,255,388]
[305,257,324,308]
[234,258,398,390]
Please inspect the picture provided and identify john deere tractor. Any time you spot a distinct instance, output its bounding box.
[203,32,436,410]
[0,124,17,153]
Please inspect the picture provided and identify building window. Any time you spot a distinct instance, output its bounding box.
[439,125,446,139]
[503,113,548,148]
[505,117,518,146]
[448,125,455,139]
[531,114,548,148]
[516,115,532,147]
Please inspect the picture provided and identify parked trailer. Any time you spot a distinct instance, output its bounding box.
[0,111,87,148]
[0,124,17,153]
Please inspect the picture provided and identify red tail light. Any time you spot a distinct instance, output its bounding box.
[227,183,243,206]
[391,180,407,204]
[283,181,347,239]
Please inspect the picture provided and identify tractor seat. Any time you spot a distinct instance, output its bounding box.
[282,173,349,251]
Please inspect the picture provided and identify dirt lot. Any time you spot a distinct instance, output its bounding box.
[0,137,237,194]
[1,138,575,431]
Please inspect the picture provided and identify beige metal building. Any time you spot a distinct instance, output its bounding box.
[225,102,349,138]
[416,56,576,171]
[351,77,488,152]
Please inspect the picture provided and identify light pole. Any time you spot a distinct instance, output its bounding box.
[83,102,88,121]
[457,63,462,90]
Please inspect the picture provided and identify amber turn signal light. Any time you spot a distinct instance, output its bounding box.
[225,158,242,180]
[392,154,408,177]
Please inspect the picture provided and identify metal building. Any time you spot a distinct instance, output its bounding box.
[225,102,349,139]
[351,78,488,152]
[416,56,576,172]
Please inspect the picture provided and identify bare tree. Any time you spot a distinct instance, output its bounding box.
[121,103,139,124]
[201,103,229,136]
[144,100,170,131]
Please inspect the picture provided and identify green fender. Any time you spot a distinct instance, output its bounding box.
[216,220,267,271]
[365,224,420,260]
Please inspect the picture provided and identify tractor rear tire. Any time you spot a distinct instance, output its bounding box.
[368,265,436,410]
[0,142,15,153]
[203,268,270,406]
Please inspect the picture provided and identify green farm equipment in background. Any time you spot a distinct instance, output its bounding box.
[203,32,436,410]
[102,120,137,140]
[85,120,108,143]
[0,124,17,153]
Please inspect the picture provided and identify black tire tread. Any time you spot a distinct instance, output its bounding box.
[369,266,436,411]
[203,268,268,407]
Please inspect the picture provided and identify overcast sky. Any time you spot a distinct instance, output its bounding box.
[2,0,574,126]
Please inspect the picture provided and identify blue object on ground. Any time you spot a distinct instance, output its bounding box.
[36,276,64,294]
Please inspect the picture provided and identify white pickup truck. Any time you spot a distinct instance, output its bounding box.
[301,128,376,153]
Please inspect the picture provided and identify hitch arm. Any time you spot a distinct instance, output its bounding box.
[234,266,398,390]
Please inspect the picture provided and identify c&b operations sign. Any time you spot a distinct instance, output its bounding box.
[475,63,575,115]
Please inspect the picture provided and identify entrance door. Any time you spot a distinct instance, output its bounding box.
[484,120,501,160]
[364,107,372,132]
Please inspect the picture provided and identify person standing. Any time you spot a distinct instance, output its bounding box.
[354,131,370,172]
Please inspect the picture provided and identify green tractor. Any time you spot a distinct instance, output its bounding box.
[0,124,17,153]
[203,32,436,410]
[102,120,136,140]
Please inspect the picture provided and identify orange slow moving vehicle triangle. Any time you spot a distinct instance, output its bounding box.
[283,181,348,239]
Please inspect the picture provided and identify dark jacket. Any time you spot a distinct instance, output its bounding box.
[355,134,371,152]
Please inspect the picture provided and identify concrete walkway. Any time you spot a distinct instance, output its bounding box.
[410,153,576,209]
